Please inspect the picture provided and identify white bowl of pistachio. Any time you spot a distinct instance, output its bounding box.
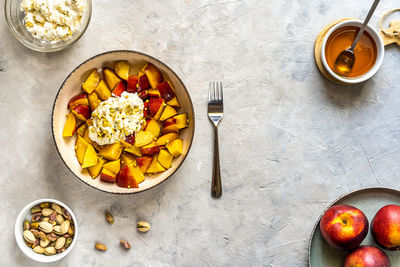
[15,199,78,262]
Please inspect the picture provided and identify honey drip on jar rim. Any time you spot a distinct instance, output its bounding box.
[325,26,377,78]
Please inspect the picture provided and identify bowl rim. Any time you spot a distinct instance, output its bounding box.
[15,198,78,263]
[51,50,196,194]
[320,19,385,84]
[4,0,92,53]
[307,186,400,266]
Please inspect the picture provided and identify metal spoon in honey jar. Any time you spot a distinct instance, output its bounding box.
[334,0,380,77]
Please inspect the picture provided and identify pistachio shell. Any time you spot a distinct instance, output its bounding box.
[25,240,32,248]
[49,212,57,222]
[53,225,62,235]
[56,214,64,225]
[120,240,131,249]
[42,208,54,217]
[40,202,50,208]
[33,246,45,254]
[39,222,53,233]
[44,246,56,255]
[30,229,40,237]
[42,217,49,223]
[62,209,72,220]
[47,232,57,242]
[68,224,74,235]
[23,230,36,243]
[65,237,72,248]
[51,203,63,214]
[37,231,47,241]
[105,212,114,224]
[31,213,41,222]
[57,247,66,253]
[55,237,66,250]
[60,220,70,235]
[137,221,151,232]
[30,206,42,214]
[40,237,50,247]
[23,220,30,231]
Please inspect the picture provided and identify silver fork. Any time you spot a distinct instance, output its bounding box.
[208,82,223,198]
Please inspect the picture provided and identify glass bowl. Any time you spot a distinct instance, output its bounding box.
[4,0,92,52]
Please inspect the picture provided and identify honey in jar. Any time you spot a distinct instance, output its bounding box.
[325,26,377,78]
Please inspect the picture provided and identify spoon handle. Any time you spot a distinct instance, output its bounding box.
[350,0,380,51]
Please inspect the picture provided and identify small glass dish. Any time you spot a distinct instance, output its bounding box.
[4,0,92,52]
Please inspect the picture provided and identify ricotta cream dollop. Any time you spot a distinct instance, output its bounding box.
[20,0,85,43]
[88,92,145,146]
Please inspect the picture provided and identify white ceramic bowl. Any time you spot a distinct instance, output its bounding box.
[321,20,384,84]
[15,199,78,263]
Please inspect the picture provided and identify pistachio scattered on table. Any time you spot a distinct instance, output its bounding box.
[120,240,131,249]
[105,212,114,224]
[137,221,151,232]
[23,202,75,255]
[95,242,107,251]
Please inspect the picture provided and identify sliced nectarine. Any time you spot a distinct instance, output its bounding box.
[173,113,188,129]
[120,152,136,167]
[147,154,166,174]
[135,131,155,147]
[159,105,177,121]
[100,168,117,183]
[167,96,180,108]
[137,74,150,92]
[88,157,106,178]
[114,61,129,81]
[141,142,160,156]
[144,119,161,137]
[76,123,87,137]
[157,81,175,101]
[71,104,91,121]
[142,63,163,89]
[148,98,165,120]
[82,144,98,168]
[82,69,99,94]
[147,89,161,98]
[158,149,173,169]
[103,159,121,175]
[131,165,145,184]
[162,118,179,134]
[116,165,139,188]
[62,112,76,137]
[75,135,89,164]
[104,68,121,90]
[87,92,100,111]
[94,79,111,101]
[136,156,152,174]
[68,93,89,108]
[112,81,126,97]
[166,139,183,157]
[156,133,179,146]
[139,90,149,101]
[125,145,142,157]
[99,142,123,161]
[127,75,138,93]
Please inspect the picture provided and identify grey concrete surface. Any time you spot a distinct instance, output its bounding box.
[1,0,400,266]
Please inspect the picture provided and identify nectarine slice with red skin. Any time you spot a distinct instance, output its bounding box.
[158,149,173,169]
[159,105,177,121]
[100,168,117,183]
[103,159,121,175]
[166,139,183,157]
[166,96,180,108]
[147,89,161,98]
[140,142,160,156]
[71,104,91,121]
[82,144,98,168]
[157,81,175,101]
[88,157,106,178]
[142,63,163,89]
[63,112,76,137]
[68,93,89,108]
[143,102,149,117]
[173,113,189,129]
[139,90,149,101]
[94,80,111,101]
[136,156,152,174]
[127,75,138,93]
[116,165,139,188]
[76,123,87,137]
[124,145,142,157]
[145,119,161,137]
[137,74,150,93]
[134,131,154,147]
[146,154,166,174]
[156,133,179,146]
[125,134,135,146]
[112,81,126,97]
[99,142,123,161]
[148,98,165,117]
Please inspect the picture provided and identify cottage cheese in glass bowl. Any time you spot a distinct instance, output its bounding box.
[5,0,92,52]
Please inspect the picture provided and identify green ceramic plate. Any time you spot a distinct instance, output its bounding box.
[309,187,400,266]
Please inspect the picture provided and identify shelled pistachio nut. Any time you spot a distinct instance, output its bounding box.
[23,230,36,244]
[30,222,39,229]
[95,243,107,251]
[68,225,74,235]
[23,220,30,231]
[39,222,53,233]
[44,246,56,256]
[55,237,66,250]
[53,225,62,235]
[137,221,151,232]
[60,220,70,235]
[33,246,45,254]
[40,237,50,247]
[42,208,54,217]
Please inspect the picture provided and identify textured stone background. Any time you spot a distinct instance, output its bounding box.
[1,0,400,266]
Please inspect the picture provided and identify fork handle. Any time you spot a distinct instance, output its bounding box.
[211,126,222,198]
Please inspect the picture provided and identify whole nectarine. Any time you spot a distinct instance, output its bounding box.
[343,246,390,267]
[371,205,400,250]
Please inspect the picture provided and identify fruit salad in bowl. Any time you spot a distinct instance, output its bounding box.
[52,51,194,193]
